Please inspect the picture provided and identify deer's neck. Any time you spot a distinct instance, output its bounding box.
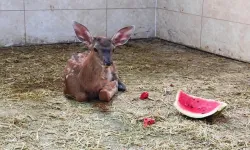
[80,51,103,79]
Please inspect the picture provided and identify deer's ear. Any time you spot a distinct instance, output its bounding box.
[111,25,135,47]
[73,21,93,47]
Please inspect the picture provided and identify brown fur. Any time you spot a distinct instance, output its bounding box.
[63,50,118,102]
[63,22,134,102]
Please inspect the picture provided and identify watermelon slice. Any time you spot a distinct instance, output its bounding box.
[174,90,227,118]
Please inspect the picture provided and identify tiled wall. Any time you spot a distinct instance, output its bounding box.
[0,0,156,46]
[157,0,250,62]
[1,0,249,62]
[107,0,156,38]
[0,0,25,46]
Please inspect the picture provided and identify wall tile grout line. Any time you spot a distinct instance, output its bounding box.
[21,8,155,11]
[154,0,157,37]
[158,7,250,27]
[200,0,204,49]
[11,7,249,27]
[106,7,156,9]
[25,8,106,11]
[158,8,201,17]
[203,16,250,26]
[106,0,107,37]
[0,10,25,11]
[23,0,26,44]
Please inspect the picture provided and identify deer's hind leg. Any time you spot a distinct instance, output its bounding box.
[99,81,118,102]
[64,74,88,102]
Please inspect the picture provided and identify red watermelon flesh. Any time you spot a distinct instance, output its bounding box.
[174,90,227,118]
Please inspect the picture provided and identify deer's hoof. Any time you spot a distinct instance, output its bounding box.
[118,81,126,92]
[99,90,111,102]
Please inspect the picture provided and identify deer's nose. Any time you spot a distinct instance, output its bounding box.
[105,61,112,66]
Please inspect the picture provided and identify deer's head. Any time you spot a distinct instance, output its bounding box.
[73,21,135,67]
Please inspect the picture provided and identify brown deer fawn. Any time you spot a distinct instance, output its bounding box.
[63,21,135,102]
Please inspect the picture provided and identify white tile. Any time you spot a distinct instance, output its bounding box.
[203,0,250,25]
[158,0,203,15]
[107,9,155,39]
[0,11,25,46]
[25,0,106,10]
[108,0,155,8]
[0,0,24,10]
[26,10,106,44]
[201,18,250,62]
[157,9,201,48]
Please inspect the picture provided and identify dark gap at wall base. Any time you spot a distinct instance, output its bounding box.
[0,37,248,64]
[154,38,250,64]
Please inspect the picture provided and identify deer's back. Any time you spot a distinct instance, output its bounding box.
[63,50,117,98]
[64,51,89,76]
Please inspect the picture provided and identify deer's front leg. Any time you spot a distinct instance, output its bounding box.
[99,81,118,102]
[112,72,126,92]
[111,65,126,92]
[118,80,126,92]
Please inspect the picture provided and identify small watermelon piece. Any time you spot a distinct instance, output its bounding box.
[140,92,149,100]
[143,118,155,127]
[174,90,227,118]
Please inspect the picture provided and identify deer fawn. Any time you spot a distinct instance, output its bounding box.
[63,21,135,102]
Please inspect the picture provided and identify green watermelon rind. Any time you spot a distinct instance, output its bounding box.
[174,90,227,119]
